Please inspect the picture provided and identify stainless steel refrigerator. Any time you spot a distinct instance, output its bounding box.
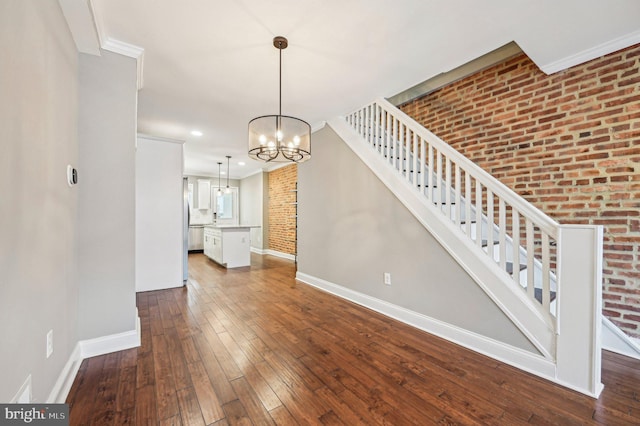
[183,177,189,283]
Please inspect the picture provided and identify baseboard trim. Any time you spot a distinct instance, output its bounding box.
[80,316,141,359]
[295,272,561,388]
[602,316,640,361]
[251,247,294,260]
[264,249,296,261]
[11,375,33,403]
[47,315,141,403]
[47,344,82,403]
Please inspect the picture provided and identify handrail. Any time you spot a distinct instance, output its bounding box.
[372,98,559,237]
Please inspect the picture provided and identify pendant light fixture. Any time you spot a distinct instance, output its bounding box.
[248,36,311,163]
[216,162,222,196]
[225,155,231,193]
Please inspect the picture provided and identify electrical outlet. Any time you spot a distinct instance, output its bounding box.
[46,329,53,358]
[384,272,391,285]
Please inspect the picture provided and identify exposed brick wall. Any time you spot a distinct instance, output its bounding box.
[400,44,640,337]
[268,164,298,255]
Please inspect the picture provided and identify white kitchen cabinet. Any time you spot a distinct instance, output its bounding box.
[212,234,222,263]
[197,179,211,209]
[204,225,258,268]
[204,227,223,264]
[203,230,213,258]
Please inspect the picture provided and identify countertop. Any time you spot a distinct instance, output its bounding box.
[204,224,261,229]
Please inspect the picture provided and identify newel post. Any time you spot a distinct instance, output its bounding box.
[555,225,604,397]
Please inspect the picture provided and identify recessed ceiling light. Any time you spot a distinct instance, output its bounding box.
[238,162,246,166]
[190,130,203,137]
[220,171,226,175]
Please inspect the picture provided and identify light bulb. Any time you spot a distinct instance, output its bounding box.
[276,130,283,141]
[293,135,300,145]
[288,141,294,148]
[259,134,267,145]
[225,186,231,194]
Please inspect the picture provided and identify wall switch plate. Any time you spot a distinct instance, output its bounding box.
[384,272,391,285]
[46,329,53,358]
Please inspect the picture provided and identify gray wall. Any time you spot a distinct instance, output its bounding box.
[239,172,267,250]
[0,1,79,402]
[77,50,138,340]
[297,126,538,353]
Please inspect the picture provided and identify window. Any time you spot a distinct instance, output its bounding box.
[212,187,239,225]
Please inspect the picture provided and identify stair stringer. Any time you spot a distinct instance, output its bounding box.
[328,117,556,361]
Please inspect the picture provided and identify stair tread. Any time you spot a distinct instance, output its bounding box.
[505,261,527,275]
[534,288,557,303]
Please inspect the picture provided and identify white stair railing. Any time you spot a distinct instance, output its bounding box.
[346,98,559,322]
[340,97,604,397]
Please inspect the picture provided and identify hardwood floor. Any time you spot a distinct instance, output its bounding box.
[67,253,640,425]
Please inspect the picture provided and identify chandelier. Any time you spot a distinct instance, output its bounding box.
[248,36,311,163]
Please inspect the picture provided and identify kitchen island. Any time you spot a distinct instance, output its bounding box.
[203,225,260,268]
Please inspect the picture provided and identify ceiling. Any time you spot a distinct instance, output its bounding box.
[78,0,640,178]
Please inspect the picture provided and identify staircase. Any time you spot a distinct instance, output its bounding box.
[327,98,605,397]
[349,101,559,312]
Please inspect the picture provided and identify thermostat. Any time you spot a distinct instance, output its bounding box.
[67,165,78,187]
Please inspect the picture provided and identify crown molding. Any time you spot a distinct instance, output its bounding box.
[238,168,266,180]
[311,120,327,133]
[58,0,145,90]
[539,29,640,75]
[102,37,145,90]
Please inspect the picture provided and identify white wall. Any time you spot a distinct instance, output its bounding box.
[77,49,138,340]
[0,0,79,402]
[297,126,538,352]
[136,136,184,292]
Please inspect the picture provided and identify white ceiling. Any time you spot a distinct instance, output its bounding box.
[82,0,640,178]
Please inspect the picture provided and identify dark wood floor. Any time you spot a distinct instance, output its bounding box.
[67,253,640,425]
